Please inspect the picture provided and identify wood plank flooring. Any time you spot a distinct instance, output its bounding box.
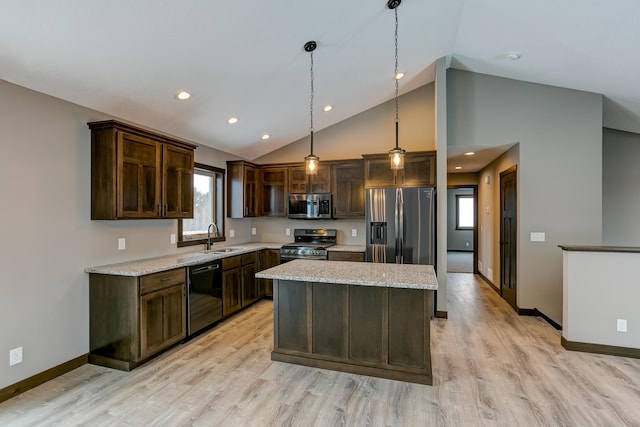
[2,273,640,426]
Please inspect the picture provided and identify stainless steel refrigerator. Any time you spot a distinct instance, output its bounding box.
[365,187,435,265]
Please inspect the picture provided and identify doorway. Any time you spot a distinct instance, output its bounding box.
[447,186,478,274]
[499,166,517,310]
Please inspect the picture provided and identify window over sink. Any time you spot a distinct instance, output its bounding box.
[178,163,225,247]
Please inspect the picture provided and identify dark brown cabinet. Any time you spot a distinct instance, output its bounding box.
[89,268,187,371]
[363,151,436,188]
[227,161,259,218]
[259,167,287,217]
[327,251,365,262]
[331,161,365,218]
[288,164,331,194]
[89,120,196,220]
[222,255,242,316]
[241,252,257,306]
[257,249,280,297]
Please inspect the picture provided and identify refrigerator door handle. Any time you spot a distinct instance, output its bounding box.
[394,188,400,263]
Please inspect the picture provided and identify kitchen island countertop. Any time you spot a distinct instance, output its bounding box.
[256,259,437,290]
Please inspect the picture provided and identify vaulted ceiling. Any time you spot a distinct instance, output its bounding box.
[2,1,638,161]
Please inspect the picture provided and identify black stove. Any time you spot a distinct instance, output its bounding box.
[280,229,337,261]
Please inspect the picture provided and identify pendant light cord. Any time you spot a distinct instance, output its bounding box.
[310,49,315,155]
[394,6,399,150]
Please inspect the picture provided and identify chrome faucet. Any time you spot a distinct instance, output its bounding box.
[206,222,219,251]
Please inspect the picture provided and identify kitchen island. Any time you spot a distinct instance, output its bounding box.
[256,260,438,385]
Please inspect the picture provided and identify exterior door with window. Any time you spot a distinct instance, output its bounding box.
[500,166,517,310]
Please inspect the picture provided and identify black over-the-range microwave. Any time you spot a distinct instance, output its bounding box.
[287,193,332,219]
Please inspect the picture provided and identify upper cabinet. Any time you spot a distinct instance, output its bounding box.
[259,167,288,217]
[363,151,436,188]
[288,164,331,194]
[89,120,196,220]
[331,160,365,218]
[227,161,259,218]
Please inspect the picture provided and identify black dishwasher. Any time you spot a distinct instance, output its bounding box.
[187,260,223,336]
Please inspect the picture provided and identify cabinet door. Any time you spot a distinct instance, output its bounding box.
[363,154,396,188]
[259,168,287,216]
[400,152,436,187]
[309,164,331,193]
[258,249,280,297]
[332,161,365,218]
[288,166,308,194]
[222,267,242,316]
[118,132,162,218]
[163,144,194,218]
[244,165,258,217]
[140,284,186,360]
[241,262,257,306]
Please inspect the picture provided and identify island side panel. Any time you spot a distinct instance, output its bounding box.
[312,283,349,358]
[349,286,386,364]
[275,280,309,352]
[388,288,431,371]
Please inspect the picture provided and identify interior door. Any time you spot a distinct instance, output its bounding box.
[500,166,517,310]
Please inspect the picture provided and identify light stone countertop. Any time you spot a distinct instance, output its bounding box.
[85,242,284,276]
[256,259,438,290]
[327,245,365,252]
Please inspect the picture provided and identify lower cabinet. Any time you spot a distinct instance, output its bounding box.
[89,268,186,371]
[257,249,281,297]
[222,252,258,316]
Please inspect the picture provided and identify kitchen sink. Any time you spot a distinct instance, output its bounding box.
[211,247,245,254]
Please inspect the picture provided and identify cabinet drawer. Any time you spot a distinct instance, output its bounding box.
[222,255,241,270]
[241,252,256,265]
[140,268,185,295]
[328,251,365,262]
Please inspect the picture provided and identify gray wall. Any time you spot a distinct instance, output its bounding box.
[448,69,603,324]
[602,128,640,245]
[447,188,474,251]
[255,83,436,163]
[0,80,248,389]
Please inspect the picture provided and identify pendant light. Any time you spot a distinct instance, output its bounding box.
[304,40,319,175]
[387,0,405,170]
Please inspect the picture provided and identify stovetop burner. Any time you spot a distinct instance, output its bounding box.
[280,229,337,260]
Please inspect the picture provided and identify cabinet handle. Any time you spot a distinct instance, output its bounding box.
[245,206,248,216]
[158,204,162,217]
[165,204,168,216]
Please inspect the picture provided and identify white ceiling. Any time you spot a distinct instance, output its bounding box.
[2,1,639,166]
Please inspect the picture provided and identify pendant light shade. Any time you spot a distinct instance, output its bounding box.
[387,0,405,170]
[304,41,319,175]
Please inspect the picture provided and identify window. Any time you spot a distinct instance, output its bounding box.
[456,195,474,230]
[178,163,225,247]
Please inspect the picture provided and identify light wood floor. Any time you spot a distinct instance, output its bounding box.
[2,274,640,426]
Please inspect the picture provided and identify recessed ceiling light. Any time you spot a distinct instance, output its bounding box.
[176,91,191,100]
[454,166,462,170]
[227,117,239,124]
[323,105,333,112]
[507,51,521,61]
[261,134,271,140]
[394,72,405,80]
[464,151,475,156]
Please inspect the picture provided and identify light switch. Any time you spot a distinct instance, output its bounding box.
[351,229,357,237]
[118,238,126,250]
[530,232,545,242]
[170,234,176,244]
[229,229,235,238]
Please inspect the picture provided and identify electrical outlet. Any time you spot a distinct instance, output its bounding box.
[530,232,546,242]
[229,229,235,238]
[118,238,126,250]
[487,268,493,281]
[478,261,483,272]
[465,241,470,247]
[285,228,291,236]
[351,229,357,237]
[170,234,176,244]
[251,227,257,236]
[9,347,23,366]
[617,319,627,333]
